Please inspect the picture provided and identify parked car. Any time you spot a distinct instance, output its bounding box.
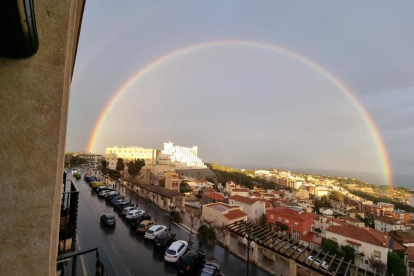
[153,231,176,250]
[85,176,98,183]
[97,186,111,193]
[137,220,156,234]
[100,214,116,226]
[177,250,205,274]
[116,201,134,210]
[104,191,118,200]
[307,255,328,269]
[145,225,167,240]
[122,207,138,216]
[165,240,188,263]
[201,262,221,276]
[91,181,105,189]
[130,213,151,226]
[98,189,114,197]
[109,195,124,203]
[125,209,145,221]
[291,245,302,253]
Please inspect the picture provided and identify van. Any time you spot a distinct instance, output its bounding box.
[91,181,105,189]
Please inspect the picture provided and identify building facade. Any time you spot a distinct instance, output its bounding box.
[229,195,266,223]
[202,203,247,225]
[267,206,314,238]
[105,146,157,169]
[161,141,206,169]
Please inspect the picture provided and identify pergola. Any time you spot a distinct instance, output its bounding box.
[226,221,380,276]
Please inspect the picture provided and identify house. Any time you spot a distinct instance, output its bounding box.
[229,188,249,197]
[229,195,266,223]
[295,188,310,199]
[271,190,285,199]
[319,207,333,216]
[262,193,277,201]
[331,202,353,216]
[326,225,390,273]
[267,206,314,238]
[391,210,411,224]
[202,202,247,225]
[337,215,365,227]
[374,216,406,232]
[201,192,227,205]
[299,232,322,249]
[347,208,365,219]
[165,174,180,192]
[196,178,214,189]
[314,215,346,237]
[404,247,414,276]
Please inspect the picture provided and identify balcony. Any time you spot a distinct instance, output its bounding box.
[58,172,79,254]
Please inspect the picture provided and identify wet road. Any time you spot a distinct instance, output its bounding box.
[71,167,271,276]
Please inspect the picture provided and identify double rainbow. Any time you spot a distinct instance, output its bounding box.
[86,40,392,186]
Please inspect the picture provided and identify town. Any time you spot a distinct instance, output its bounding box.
[66,142,414,276]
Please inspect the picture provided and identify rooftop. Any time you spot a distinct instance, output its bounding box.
[223,209,248,221]
[326,225,389,247]
[374,216,402,225]
[405,246,414,261]
[338,215,361,223]
[232,188,249,193]
[267,206,314,221]
[230,195,260,205]
[205,192,226,202]
[347,208,363,213]
[205,202,240,212]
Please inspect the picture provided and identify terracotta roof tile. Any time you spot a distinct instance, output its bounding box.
[348,208,363,213]
[405,246,414,261]
[326,225,389,247]
[267,206,314,221]
[374,216,402,225]
[232,188,249,192]
[258,198,272,208]
[299,232,321,246]
[230,195,259,205]
[223,209,247,220]
[205,192,226,202]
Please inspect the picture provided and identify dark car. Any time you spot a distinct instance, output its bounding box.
[130,213,151,226]
[153,231,176,250]
[116,201,134,210]
[104,193,119,202]
[177,250,205,275]
[109,195,124,203]
[100,214,116,226]
[97,186,112,193]
[85,176,98,183]
[201,262,221,276]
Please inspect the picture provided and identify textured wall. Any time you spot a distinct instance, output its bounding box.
[0,0,82,275]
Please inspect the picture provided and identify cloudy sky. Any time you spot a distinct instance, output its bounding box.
[67,1,414,187]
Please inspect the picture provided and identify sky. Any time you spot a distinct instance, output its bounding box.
[67,1,414,188]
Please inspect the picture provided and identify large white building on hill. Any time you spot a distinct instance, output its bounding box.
[161,141,206,169]
[105,146,157,169]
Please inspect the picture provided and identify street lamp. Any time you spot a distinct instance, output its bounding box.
[168,202,175,231]
[243,233,255,276]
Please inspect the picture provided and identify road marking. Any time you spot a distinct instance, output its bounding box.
[76,235,89,276]
[104,247,120,276]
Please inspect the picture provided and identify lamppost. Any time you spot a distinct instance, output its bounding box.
[168,202,175,231]
[243,233,255,276]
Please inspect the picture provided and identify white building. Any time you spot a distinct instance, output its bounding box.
[319,207,334,216]
[229,195,266,223]
[202,203,247,226]
[161,141,206,169]
[326,225,390,273]
[254,170,270,177]
[374,216,406,232]
[105,146,157,169]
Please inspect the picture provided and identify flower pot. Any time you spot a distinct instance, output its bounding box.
[59,237,72,251]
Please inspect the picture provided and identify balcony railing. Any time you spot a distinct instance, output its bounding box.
[57,247,110,276]
[59,171,79,254]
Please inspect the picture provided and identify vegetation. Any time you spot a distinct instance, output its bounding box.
[368,256,386,275]
[350,190,414,213]
[180,183,193,193]
[355,214,374,228]
[101,160,108,168]
[314,195,331,214]
[387,252,406,276]
[116,158,125,172]
[276,221,289,232]
[329,191,344,202]
[259,213,267,227]
[321,239,340,255]
[341,245,356,263]
[65,154,89,167]
[169,211,182,223]
[197,224,227,260]
[127,159,146,176]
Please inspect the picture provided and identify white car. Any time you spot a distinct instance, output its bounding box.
[144,225,167,240]
[122,207,138,216]
[164,240,188,262]
[307,256,328,269]
[126,209,145,220]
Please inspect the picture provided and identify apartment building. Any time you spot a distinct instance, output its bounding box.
[106,146,157,169]
[374,216,406,232]
[267,206,314,238]
[165,174,180,192]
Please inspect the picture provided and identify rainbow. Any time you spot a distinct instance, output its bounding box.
[86,40,392,186]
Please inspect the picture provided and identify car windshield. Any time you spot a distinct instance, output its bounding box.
[106,215,115,219]
[146,230,154,234]
[166,249,176,255]
[138,223,145,228]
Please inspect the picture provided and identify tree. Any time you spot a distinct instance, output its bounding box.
[368,256,386,275]
[180,182,193,193]
[134,158,145,174]
[101,160,108,168]
[276,221,289,232]
[259,213,267,228]
[116,158,125,172]
[329,191,344,202]
[321,238,340,255]
[197,224,226,261]
[188,212,201,248]
[341,245,356,263]
[169,211,182,223]
[387,251,406,275]
[127,161,137,175]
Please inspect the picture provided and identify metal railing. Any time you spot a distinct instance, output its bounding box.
[57,247,109,276]
[59,172,79,254]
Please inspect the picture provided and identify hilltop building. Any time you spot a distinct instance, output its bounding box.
[161,141,206,169]
[105,146,157,169]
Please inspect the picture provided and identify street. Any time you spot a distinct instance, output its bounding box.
[71,167,271,276]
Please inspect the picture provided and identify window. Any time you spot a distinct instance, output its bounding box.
[294,222,299,227]
[373,250,381,258]
[278,217,282,222]
[285,219,289,223]
[270,215,274,219]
